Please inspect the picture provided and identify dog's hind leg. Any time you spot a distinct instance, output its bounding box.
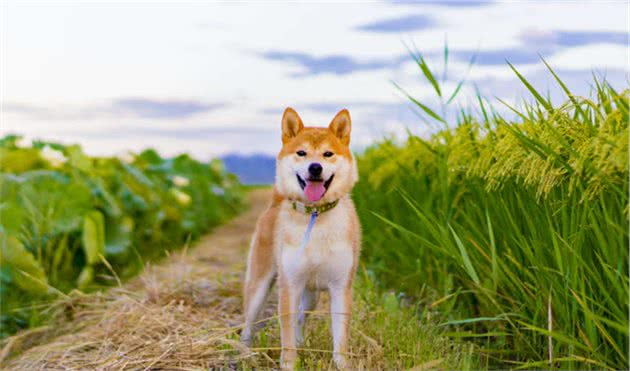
[241,268,274,346]
[241,215,276,346]
[296,288,319,346]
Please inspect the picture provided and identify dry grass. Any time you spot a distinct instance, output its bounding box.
[1,262,251,369]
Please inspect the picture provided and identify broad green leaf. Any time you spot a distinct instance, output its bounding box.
[82,210,105,265]
[65,145,92,172]
[17,171,92,234]
[0,232,49,294]
[77,265,94,289]
[105,216,134,258]
[0,202,25,235]
[0,148,43,173]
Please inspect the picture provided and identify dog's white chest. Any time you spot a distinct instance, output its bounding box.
[277,203,354,289]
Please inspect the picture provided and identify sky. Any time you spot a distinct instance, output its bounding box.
[1,0,628,160]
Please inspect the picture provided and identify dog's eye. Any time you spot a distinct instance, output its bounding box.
[323,151,334,158]
[296,150,307,157]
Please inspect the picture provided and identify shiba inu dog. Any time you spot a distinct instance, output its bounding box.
[241,108,360,370]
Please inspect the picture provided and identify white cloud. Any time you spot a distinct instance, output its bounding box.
[548,44,628,71]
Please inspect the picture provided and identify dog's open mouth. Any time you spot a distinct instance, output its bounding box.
[297,174,334,202]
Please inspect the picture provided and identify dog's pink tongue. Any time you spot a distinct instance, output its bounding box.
[304,181,326,202]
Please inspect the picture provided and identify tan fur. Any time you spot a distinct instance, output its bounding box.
[241,108,361,370]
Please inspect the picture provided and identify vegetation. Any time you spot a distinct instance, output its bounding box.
[243,269,480,370]
[353,49,629,370]
[0,137,243,337]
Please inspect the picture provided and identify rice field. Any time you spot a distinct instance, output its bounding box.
[352,52,628,369]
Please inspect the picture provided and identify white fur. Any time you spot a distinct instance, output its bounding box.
[276,197,355,288]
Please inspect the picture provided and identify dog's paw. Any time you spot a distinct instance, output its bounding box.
[240,330,252,347]
[280,350,297,370]
[296,330,305,348]
[333,352,348,370]
[280,360,295,371]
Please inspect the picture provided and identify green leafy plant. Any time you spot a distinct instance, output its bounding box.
[0,139,244,337]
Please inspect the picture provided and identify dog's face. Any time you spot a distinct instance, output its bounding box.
[275,108,358,204]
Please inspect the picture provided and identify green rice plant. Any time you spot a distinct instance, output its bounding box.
[353,49,628,369]
[0,139,244,337]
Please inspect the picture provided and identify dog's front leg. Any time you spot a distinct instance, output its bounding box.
[329,281,352,369]
[278,273,303,370]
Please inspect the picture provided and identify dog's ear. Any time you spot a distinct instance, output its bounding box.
[281,107,304,144]
[329,109,351,145]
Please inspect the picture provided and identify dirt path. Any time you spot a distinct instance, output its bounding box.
[1,189,273,370]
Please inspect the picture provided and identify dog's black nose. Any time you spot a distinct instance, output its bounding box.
[308,163,323,177]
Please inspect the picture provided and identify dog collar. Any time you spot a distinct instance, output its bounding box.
[291,199,339,215]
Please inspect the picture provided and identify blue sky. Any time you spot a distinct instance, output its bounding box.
[1,1,628,159]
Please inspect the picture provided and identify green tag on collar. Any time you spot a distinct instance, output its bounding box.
[291,199,339,215]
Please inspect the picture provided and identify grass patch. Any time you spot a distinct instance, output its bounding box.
[240,268,480,370]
